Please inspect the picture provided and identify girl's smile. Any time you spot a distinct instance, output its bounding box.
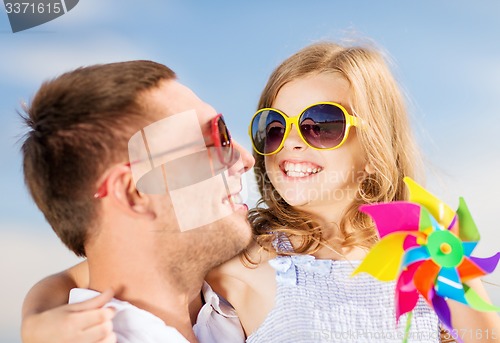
[280,159,324,178]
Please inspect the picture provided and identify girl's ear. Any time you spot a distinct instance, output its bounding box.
[364,161,376,175]
[102,165,156,219]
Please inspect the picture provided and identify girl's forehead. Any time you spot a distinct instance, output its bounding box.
[273,74,351,113]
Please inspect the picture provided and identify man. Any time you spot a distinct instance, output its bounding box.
[20,60,254,342]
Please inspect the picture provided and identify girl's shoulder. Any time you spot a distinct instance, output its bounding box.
[207,241,276,285]
[206,241,278,336]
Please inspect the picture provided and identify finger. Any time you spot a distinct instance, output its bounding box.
[80,318,114,342]
[70,289,114,311]
[96,332,117,343]
[77,307,115,331]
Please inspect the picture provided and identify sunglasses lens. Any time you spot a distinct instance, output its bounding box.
[217,116,233,164]
[251,110,286,154]
[299,104,346,149]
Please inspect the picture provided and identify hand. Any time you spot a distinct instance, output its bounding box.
[21,289,116,343]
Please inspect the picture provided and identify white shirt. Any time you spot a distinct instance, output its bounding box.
[69,282,245,343]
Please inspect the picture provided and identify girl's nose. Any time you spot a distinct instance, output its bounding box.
[283,124,307,152]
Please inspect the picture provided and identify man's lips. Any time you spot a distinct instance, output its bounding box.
[223,192,243,205]
[222,193,248,212]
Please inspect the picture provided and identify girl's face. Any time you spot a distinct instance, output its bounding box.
[264,73,368,213]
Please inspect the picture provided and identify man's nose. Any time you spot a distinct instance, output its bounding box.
[232,140,255,173]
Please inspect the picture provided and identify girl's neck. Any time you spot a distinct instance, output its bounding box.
[313,243,368,260]
[296,196,353,225]
[289,200,369,261]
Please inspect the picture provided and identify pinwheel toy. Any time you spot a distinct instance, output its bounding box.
[352,177,500,342]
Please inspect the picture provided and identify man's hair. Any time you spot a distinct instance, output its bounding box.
[21,60,176,257]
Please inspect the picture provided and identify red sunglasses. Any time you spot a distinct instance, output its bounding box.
[94,114,234,198]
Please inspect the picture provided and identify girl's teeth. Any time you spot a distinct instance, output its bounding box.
[285,170,320,177]
[283,161,322,177]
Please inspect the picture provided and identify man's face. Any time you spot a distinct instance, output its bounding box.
[135,79,255,265]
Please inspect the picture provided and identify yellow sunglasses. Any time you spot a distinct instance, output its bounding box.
[249,102,359,156]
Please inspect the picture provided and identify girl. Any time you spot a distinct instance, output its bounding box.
[22,41,500,342]
[208,41,441,342]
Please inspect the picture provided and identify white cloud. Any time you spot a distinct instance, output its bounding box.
[27,0,121,29]
[0,34,153,88]
[59,0,118,25]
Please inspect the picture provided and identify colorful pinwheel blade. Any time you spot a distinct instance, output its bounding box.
[430,292,464,343]
[457,257,488,282]
[435,267,467,304]
[462,241,478,256]
[468,253,500,274]
[398,261,424,292]
[464,284,500,312]
[396,287,419,323]
[351,232,408,281]
[413,259,440,302]
[418,206,434,233]
[430,291,453,334]
[403,177,456,230]
[401,246,430,269]
[403,234,419,251]
[359,202,421,238]
[456,197,480,241]
[396,262,423,321]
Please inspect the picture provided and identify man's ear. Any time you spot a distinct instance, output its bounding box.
[105,165,156,219]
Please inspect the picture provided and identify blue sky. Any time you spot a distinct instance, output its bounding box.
[1,1,499,342]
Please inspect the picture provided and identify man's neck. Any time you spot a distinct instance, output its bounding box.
[87,239,206,342]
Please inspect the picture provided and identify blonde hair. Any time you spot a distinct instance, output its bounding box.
[248,41,423,256]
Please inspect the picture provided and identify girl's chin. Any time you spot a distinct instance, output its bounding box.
[278,194,311,208]
[285,201,308,208]
[279,191,335,209]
